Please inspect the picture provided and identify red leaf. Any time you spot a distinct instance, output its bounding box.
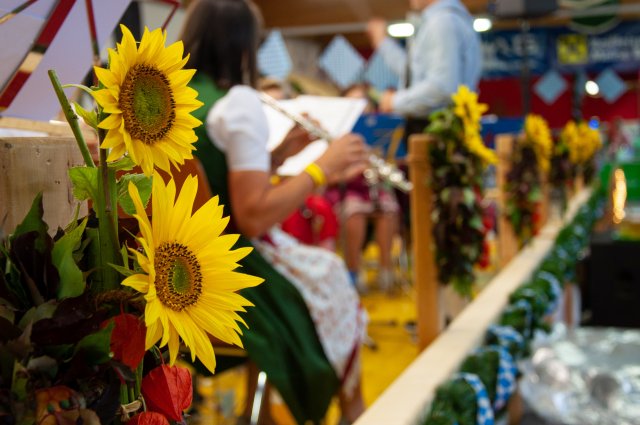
[106,313,146,370]
[141,364,192,421]
[128,412,170,425]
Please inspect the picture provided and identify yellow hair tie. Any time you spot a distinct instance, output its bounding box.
[304,162,327,187]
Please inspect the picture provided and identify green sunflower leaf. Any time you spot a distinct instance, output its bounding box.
[52,218,88,299]
[11,193,48,252]
[72,102,98,130]
[69,167,99,201]
[73,321,114,365]
[108,263,135,277]
[117,174,153,216]
[108,156,136,172]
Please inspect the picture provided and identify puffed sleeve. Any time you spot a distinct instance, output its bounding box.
[206,85,271,172]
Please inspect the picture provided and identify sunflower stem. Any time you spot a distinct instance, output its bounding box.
[90,130,122,294]
[120,382,130,406]
[47,70,96,169]
[99,133,123,262]
[135,361,143,399]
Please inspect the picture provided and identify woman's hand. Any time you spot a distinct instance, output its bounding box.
[270,114,320,170]
[315,133,369,185]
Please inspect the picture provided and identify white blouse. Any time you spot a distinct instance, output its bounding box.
[206,85,270,172]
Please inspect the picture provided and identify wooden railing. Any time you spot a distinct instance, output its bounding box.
[354,131,592,425]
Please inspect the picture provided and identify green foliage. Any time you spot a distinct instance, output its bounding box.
[52,218,88,299]
[459,350,500,403]
[11,193,48,252]
[0,194,139,425]
[117,174,153,216]
[505,144,541,244]
[108,156,136,172]
[69,166,100,201]
[73,321,114,365]
[73,101,98,130]
[426,379,478,425]
[426,108,488,296]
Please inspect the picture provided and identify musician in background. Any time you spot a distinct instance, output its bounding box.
[180,0,368,423]
[367,0,482,136]
[330,83,400,293]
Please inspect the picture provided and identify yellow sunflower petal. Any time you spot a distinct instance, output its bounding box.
[122,273,150,293]
[98,113,122,130]
[145,318,163,349]
[167,324,181,365]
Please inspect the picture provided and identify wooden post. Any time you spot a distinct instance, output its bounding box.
[496,134,520,267]
[408,134,440,350]
[1,137,86,237]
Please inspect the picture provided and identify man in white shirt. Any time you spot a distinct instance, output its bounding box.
[367,0,482,134]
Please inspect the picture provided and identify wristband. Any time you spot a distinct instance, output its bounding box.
[304,162,327,187]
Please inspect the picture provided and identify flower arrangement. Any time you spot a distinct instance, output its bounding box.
[0,25,262,425]
[425,85,496,297]
[504,113,553,244]
[523,114,553,173]
[563,120,603,184]
[548,127,574,215]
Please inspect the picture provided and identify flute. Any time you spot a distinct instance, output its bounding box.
[258,92,413,193]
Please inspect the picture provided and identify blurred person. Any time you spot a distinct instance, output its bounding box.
[367,0,482,136]
[260,78,341,252]
[334,83,401,292]
[180,0,368,423]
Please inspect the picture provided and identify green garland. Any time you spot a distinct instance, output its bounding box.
[425,108,488,297]
[459,351,500,404]
[425,379,478,425]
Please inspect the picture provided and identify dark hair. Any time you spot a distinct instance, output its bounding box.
[180,0,261,89]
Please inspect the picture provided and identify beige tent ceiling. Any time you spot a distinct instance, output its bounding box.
[252,0,640,47]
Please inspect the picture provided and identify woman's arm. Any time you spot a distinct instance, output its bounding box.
[208,86,368,238]
[230,133,368,238]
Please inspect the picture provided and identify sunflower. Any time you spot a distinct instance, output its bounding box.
[466,132,498,165]
[524,114,553,172]
[93,25,203,176]
[123,175,263,373]
[452,85,488,135]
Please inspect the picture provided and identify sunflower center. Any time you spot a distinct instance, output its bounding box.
[154,242,202,311]
[119,64,176,145]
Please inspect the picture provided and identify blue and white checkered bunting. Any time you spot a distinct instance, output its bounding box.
[364,49,399,92]
[474,346,517,412]
[257,30,292,80]
[487,324,525,355]
[319,35,365,90]
[596,68,627,104]
[454,373,495,425]
[534,70,567,105]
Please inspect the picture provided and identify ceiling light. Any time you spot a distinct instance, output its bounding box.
[473,17,492,32]
[585,80,600,96]
[387,22,414,38]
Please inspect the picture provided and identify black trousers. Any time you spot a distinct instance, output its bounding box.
[404,117,430,140]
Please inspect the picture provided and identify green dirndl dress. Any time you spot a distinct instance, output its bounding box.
[190,74,339,424]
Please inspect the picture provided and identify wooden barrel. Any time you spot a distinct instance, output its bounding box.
[1,136,87,237]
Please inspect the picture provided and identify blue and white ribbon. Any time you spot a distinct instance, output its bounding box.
[487,324,525,359]
[454,373,495,425]
[474,346,517,412]
[536,271,562,314]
